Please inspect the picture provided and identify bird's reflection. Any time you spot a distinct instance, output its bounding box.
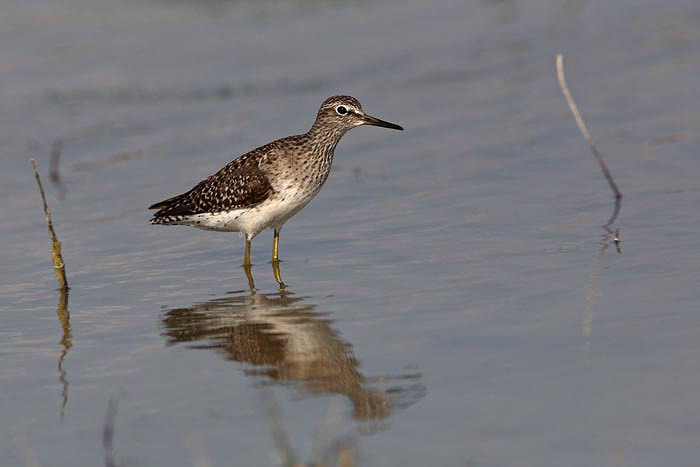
[161,265,424,421]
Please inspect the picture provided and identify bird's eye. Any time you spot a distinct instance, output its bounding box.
[335,105,348,115]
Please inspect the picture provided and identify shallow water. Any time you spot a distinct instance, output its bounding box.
[2,0,700,465]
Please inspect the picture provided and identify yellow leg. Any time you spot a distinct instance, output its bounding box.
[272,229,280,262]
[244,237,252,267]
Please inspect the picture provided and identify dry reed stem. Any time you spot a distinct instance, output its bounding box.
[31,160,68,290]
[556,54,622,199]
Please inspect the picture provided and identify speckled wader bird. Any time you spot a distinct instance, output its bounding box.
[149,96,403,273]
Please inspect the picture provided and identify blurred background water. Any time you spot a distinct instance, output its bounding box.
[2,0,700,465]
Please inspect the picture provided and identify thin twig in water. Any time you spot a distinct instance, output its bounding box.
[31,160,68,290]
[103,396,119,467]
[556,54,622,199]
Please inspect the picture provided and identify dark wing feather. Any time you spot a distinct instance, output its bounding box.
[149,150,273,222]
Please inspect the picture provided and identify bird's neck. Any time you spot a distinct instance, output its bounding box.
[308,120,349,137]
[305,124,348,160]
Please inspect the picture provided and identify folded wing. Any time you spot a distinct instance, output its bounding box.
[149,152,273,223]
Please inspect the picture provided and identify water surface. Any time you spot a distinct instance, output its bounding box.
[2,0,700,465]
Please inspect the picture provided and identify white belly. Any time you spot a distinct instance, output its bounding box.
[184,188,316,238]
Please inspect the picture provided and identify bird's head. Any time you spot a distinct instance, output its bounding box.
[312,95,404,134]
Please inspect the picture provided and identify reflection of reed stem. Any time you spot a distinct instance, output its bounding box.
[614,228,621,254]
[49,140,62,185]
[582,168,623,339]
[598,197,622,255]
[259,390,358,467]
[57,288,72,421]
[258,390,297,467]
[31,160,68,290]
[103,396,119,467]
[556,54,622,200]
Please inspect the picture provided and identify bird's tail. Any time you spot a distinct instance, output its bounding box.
[149,193,194,225]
